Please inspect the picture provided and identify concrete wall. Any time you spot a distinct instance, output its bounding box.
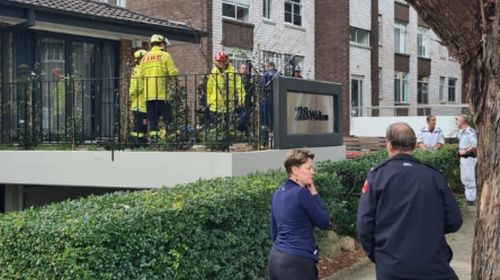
[0,146,345,189]
[350,116,459,137]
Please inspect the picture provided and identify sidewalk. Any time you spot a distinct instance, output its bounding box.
[335,205,475,280]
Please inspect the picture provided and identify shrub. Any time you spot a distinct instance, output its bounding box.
[0,145,460,279]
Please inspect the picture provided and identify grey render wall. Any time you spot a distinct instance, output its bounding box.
[0,146,345,189]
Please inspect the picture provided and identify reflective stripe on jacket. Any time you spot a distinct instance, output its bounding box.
[140,46,179,101]
[206,64,246,113]
[129,65,146,113]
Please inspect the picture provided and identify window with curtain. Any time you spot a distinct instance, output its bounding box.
[394,72,409,103]
[394,22,407,54]
[285,0,302,26]
[223,0,250,21]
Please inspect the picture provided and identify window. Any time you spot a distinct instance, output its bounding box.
[439,76,446,102]
[378,15,383,46]
[378,67,382,95]
[394,72,409,103]
[417,27,429,57]
[394,22,407,54]
[285,0,302,26]
[351,77,364,117]
[417,77,429,104]
[116,0,126,8]
[448,78,457,102]
[350,27,370,46]
[263,0,271,19]
[284,54,304,76]
[227,51,250,72]
[223,0,250,22]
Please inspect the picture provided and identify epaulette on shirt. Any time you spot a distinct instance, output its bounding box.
[368,159,391,174]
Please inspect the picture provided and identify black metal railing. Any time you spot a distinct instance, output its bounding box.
[0,73,275,151]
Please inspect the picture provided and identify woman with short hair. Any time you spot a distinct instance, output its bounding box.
[268,149,330,280]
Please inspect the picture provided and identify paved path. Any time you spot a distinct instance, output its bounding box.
[338,205,475,280]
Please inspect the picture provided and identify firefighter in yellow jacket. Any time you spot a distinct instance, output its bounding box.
[206,52,246,125]
[129,49,148,145]
[140,34,179,142]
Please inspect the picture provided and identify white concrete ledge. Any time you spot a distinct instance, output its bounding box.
[0,146,345,188]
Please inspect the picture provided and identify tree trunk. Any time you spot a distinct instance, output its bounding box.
[406,0,500,279]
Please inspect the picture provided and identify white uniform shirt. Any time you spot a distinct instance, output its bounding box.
[458,127,477,150]
[416,127,445,150]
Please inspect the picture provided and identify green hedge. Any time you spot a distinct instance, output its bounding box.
[0,145,460,279]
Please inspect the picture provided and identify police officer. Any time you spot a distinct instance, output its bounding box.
[357,122,462,280]
[416,114,445,150]
[140,34,179,143]
[129,49,148,146]
[456,115,477,205]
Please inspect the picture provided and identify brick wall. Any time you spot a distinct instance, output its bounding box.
[315,0,350,135]
[127,0,210,74]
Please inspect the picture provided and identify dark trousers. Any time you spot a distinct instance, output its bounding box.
[132,112,147,135]
[146,100,172,135]
[268,248,317,280]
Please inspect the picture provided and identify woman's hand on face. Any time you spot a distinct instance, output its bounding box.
[306,182,318,196]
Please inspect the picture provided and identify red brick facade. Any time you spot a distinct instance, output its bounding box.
[315,0,350,135]
[127,0,211,74]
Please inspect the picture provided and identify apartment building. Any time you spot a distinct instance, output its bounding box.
[349,0,463,118]
[126,0,314,77]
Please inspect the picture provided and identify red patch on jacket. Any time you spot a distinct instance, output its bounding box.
[362,181,369,194]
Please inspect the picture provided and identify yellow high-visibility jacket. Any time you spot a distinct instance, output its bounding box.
[129,65,146,113]
[206,64,246,113]
[51,78,66,115]
[139,46,179,101]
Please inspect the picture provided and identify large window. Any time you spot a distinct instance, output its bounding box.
[350,27,370,46]
[394,22,407,54]
[417,77,429,104]
[448,78,457,102]
[223,0,250,22]
[263,0,271,19]
[417,27,429,57]
[285,0,302,26]
[13,32,118,141]
[394,72,409,103]
[439,76,446,102]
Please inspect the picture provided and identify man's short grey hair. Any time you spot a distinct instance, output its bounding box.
[386,122,416,152]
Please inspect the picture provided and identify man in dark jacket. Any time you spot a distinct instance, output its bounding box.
[357,122,462,280]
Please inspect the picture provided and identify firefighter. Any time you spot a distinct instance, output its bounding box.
[205,52,246,127]
[129,49,148,146]
[357,123,462,279]
[140,34,179,143]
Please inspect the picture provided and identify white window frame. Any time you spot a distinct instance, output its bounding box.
[351,76,364,117]
[448,78,457,103]
[417,77,429,104]
[116,0,126,8]
[439,76,446,103]
[263,0,272,19]
[417,27,429,58]
[378,15,383,46]
[222,0,250,22]
[394,72,409,104]
[394,22,407,54]
[350,27,370,47]
[284,0,302,26]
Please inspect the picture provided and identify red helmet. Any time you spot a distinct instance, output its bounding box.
[214,52,228,63]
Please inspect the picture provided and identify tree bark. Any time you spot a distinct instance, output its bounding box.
[407,0,500,279]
